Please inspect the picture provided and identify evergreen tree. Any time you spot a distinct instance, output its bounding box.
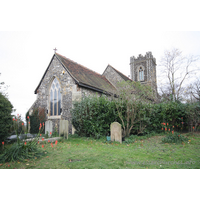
[0,92,13,142]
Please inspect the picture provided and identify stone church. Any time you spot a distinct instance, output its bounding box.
[28,51,157,134]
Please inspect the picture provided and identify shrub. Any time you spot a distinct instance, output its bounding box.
[69,133,80,138]
[71,95,119,138]
[185,102,200,132]
[29,108,40,134]
[145,101,187,134]
[162,132,188,144]
[0,139,45,162]
[10,115,26,135]
[52,131,59,138]
[123,135,137,144]
[71,87,198,139]
[29,108,46,134]
[0,92,13,143]
[113,80,155,137]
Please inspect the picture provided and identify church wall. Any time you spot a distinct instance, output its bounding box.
[103,65,124,88]
[32,55,104,135]
[33,55,77,134]
[81,87,102,98]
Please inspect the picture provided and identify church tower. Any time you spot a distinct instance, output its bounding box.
[130,52,157,97]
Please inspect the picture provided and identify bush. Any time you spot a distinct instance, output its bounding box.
[71,89,198,139]
[10,115,26,135]
[162,132,188,144]
[52,131,59,138]
[123,135,137,144]
[128,101,186,136]
[69,133,80,138]
[185,102,200,132]
[0,139,45,162]
[29,108,46,134]
[145,101,187,134]
[71,95,119,138]
[29,108,40,134]
[0,92,13,143]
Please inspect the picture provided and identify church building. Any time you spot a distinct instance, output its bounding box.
[28,51,157,134]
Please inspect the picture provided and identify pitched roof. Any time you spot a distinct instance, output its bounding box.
[55,53,116,94]
[35,53,116,94]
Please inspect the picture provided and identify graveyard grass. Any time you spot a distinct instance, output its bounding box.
[0,133,200,169]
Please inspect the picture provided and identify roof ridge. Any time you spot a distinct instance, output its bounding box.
[55,53,102,77]
[55,53,116,93]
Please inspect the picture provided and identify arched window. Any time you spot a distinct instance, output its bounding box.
[50,78,61,116]
[139,67,144,81]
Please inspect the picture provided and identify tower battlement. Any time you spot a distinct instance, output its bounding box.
[130,52,157,97]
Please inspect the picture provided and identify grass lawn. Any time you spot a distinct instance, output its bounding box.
[0,132,200,169]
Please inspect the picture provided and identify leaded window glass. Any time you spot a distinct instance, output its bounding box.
[50,78,61,116]
[139,67,144,81]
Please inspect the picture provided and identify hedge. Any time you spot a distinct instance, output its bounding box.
[72,96,199,138]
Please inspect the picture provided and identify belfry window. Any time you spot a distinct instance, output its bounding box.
[50,78,61,116]
[139,67,144,81]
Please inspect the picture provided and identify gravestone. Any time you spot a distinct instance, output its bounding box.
[59,120,68,139]
[110,122,122,144]
[45,120,52,136]
[72,125,76,135]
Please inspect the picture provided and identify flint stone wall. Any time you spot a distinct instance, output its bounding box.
[29,55,103,134]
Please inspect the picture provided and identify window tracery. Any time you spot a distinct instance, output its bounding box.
[50,78,61,116]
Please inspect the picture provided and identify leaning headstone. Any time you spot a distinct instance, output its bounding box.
[110,122,122,144]
[59,120,68,139]
[45,120,52,136]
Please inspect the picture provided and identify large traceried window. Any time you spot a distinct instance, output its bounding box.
[139,67,144,81]
[50,78,61,116]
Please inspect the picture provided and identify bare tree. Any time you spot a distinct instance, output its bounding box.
[0,72,9,96]
[0,73,5,91]
[191,78,200,101]
[113,80,156,137]
[159,48,200,101]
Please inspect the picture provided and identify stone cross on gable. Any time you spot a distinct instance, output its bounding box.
[53,48,57,53]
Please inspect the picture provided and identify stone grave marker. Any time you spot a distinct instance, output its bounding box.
[110,122,122,144]
[59,120,68,139]
[72,125,76,135]
[45,120,52,136]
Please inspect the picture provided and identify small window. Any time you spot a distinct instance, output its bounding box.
[139,67,144,81]
[50,78,61,116]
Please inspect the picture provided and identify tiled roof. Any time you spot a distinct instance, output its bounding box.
[55,53,116,94]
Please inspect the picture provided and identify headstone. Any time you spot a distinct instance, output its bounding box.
[72,125,76,135]
[45,120,53,136]
[110,122,122,144]
[59,120,68,139]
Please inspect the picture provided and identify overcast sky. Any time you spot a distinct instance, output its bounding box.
[0,0,200,122]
